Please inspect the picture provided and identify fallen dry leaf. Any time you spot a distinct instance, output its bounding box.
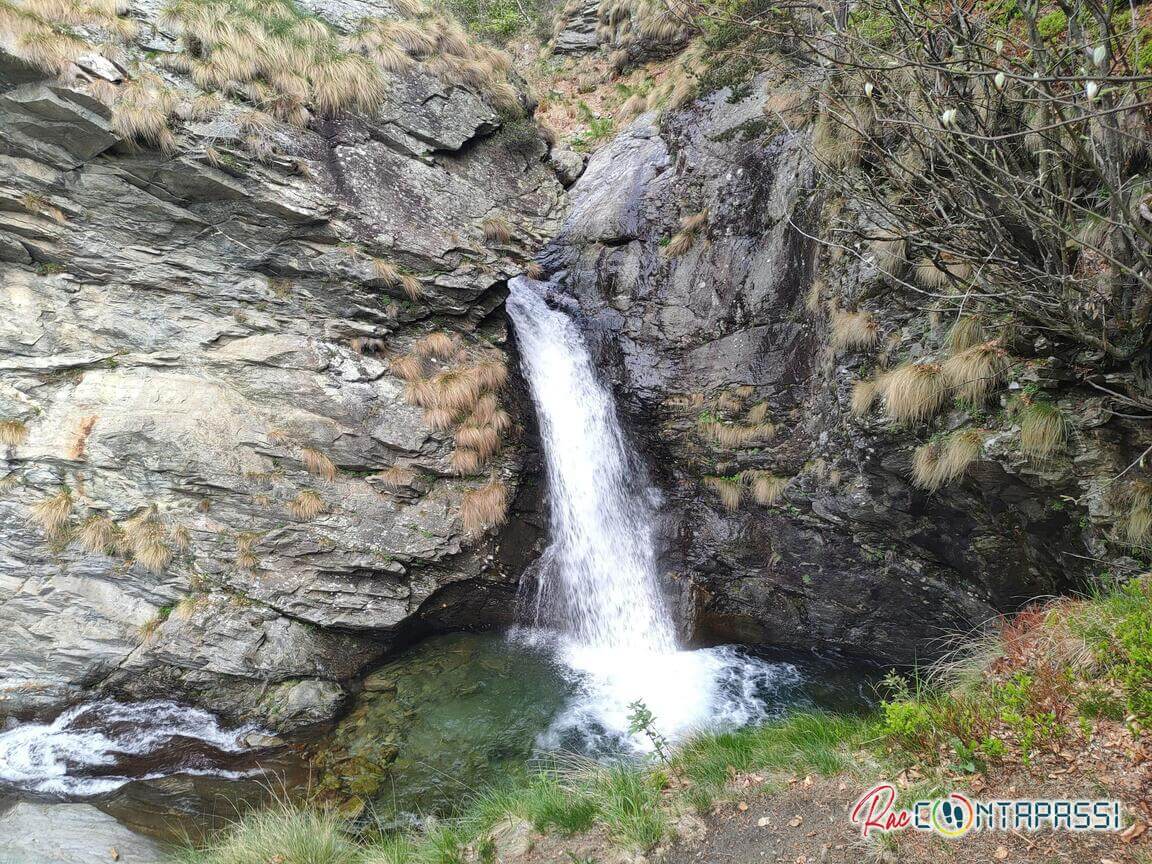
[1120,821,1147,842]
[108,849,119,862]
[803,774,814,787]
[737,801,749,812]
[993,846,1009,860]
[1101,858,1121,864]
[757,817,770,827]
[789,815,803,827]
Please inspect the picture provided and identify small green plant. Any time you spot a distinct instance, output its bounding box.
[627,699,672,764]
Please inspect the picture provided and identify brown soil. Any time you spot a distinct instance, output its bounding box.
[514,723,1151,864]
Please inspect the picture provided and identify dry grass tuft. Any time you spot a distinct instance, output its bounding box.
[743,471,788,505]
[524,262,545,280]
[300,447,337,481]
[869,230,907,279]
[703,476,742,511]
[400,274,424,301]
[830,309,879,352]
[1125,484,1152,547]
[0,419,28,446]
[377,465,416,488]
[122,507,171,573]
[911,429,983,491]
[914,253,971,291]
[700,421,774,448]
[455,424,501,459]
[470,357,508,392]
[946,316,986,352]
[371,258,400,284]
[746,402,768,424]
[235,533,260,571]
[880,362,948,424]
[450,447,483,475]
[460,480,508,537]
[171,524,190,553]
[390,353,427,383]
[942,342,1006,403]
[482,216,512,245]
[30,488,73,540]
[76,513,117,555]
[850,379,878,416]
[1018,400,1067,460]
[664,209,708,258]
[412,332,459,360]
[288,489,325,520]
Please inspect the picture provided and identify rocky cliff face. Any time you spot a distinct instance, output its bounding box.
[542,75,1146,664]
[0,0,560,729]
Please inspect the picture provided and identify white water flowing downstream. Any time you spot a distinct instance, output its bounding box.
[507,278,797,752]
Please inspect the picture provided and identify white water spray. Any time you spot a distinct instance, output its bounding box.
[0,699,263,796]
[508,279,796,751]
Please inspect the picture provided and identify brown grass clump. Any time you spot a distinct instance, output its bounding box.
[870,230,907,279]
[1018,400,1067,460]
[0,419,28,446]
[122,507,172,573]
[171,524,190,553]
[746,402,768,424]
[946,316,986,352]
[431,368,486,413]
[235,533,260,571]
[880,362,948,424]
[914,253,972,291]
[701,421,774,448]
[460,480,509,537]
[664,209,708,258]
[850,379,878,416]
[377,465,416,488]
[455,424,501,459]
[450,447,483,475]
[911,429,983,491]
[811,112,863,168]
[743,471,788,505]
[390,353,427,383]
[110,77,177,150]
[830,309,879,352]
[703,476,742,511]
[524,262,545,280]
[1124,484,1152,548]
[288,489,325,520]
[482,216,512,245]
[470,357,508,392]
[30,488,73,540]
[413,332,459,360]
[300,447,337,481]
[163,0,386,119]
[76,513,117,555]
[942,342,1006,403]
[371,258,400,285]
[400,274,424,301]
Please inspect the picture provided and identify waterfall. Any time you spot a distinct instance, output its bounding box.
[506,281,675,656]
[508,278,797,752]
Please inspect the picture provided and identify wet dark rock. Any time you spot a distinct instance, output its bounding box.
[545,76,1113,665]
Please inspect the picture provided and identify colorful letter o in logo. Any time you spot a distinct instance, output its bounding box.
[931,793,975,838]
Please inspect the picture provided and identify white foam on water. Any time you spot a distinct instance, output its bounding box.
[0,699,262,796]
[508,279,797,751]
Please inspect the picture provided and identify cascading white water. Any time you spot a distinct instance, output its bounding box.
[508,278,798,751]
[508,281,675,657]
[0,699,263,796]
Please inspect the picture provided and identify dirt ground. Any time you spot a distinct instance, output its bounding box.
[513,722,1151,864]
